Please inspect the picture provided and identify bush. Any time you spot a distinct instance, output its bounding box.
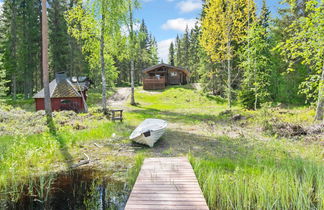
[239,88,257,110]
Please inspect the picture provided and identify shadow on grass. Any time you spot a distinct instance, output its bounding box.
[128,106,234,125]
[47,117,73,168]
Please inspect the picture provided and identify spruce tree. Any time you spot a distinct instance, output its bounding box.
[175,35,182,66]
[182,26,190,68]
[48,0,70,74]
[168,42,175,66]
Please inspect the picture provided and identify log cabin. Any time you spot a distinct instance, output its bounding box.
[142,64,190,90]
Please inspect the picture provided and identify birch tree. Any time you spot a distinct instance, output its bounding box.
[277,0,324,121]
[66,0,126,111]
[200,0,255,108]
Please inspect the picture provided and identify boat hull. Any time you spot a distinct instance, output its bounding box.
[130,119,167,147]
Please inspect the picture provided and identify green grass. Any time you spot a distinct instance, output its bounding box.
[0,120,132,193]
[190,152,324,209]
[0,85,322,209]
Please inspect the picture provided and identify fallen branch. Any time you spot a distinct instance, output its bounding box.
[71,153,90,169]
[94,143,103,148]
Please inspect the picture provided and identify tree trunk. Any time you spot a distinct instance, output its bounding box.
[315,63,324,121]
[11,0,17,100]
[12,74,16,100]
[100,11,107,112]
[130,59,135,105]
[39,0,43,90]
[227,41,232,108]
[129,1,136,105]
[42,0,52,118]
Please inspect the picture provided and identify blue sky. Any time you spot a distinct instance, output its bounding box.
[134,0,283,61]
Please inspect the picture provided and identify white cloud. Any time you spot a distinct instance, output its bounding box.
[177,0,202,13]
[121,23,141,36]
[161,18,197,32]
[157,38,175,63]
[0,2,3,15]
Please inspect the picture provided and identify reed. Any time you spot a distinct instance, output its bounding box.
[189,154,324,210]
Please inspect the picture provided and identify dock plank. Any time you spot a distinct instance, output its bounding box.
[125,157,209,210]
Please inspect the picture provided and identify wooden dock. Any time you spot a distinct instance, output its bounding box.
[125,157,209,210]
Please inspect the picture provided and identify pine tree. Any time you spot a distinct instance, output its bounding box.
[168,42,175,66]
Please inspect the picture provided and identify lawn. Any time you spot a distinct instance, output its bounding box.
[0,85,323,209]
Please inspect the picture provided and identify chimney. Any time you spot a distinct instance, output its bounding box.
[55,72,67,83]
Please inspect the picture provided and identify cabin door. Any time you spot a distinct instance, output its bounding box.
[168,71,180,85]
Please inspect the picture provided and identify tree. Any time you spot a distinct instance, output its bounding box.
[0,56,8,97]
[182,26,190,68]
[175,35,182,66]
[1,0,18,100]
[168,42,175,66]
[239,0,272,110]
[48,0,70,74]
[188,24,201,82]
[66,0,126,111]
[240,22,272,110]
[277,0,324,121]
[200,0,256,108]
[126,0,139,105]
[42,0,52,119]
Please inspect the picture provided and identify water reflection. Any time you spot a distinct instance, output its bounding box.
[3,169,130,210]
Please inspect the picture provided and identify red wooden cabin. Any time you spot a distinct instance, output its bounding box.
[33,72,90,112]
[143,64,190,90]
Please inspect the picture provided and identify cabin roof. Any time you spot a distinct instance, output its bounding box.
[143,64,190,76]
[33,79,82,99]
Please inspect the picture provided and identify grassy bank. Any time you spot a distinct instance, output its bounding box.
[0,86,323,209]
[189,137,324,209]
[126,86,323,209]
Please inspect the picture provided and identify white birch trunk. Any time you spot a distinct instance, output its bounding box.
[315,63,324,121]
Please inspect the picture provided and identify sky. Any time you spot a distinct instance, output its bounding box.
[134,0,282,62]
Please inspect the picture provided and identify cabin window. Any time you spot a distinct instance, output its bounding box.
[60,99,72,104]
[170,72,177,77]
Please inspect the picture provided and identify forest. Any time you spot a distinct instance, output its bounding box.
[0,0,323,209]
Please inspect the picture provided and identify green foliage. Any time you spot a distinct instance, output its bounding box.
[276,0,324,104]
[200,0,256,62]
[168,41,175,66]
[0,57,8,97]
[48,0,70,73]
[238,87,256,109]
[239,21,272,109]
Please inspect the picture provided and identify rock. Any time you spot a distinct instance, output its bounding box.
[232,114,246,121]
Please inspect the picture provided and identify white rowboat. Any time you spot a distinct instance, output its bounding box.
[130,119,167,147]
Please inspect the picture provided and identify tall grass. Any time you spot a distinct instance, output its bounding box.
[189,154,324,209]
[0,121,132,194]
[127,153,145,187]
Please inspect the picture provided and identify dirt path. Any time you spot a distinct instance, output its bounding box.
[108,87,131,108]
